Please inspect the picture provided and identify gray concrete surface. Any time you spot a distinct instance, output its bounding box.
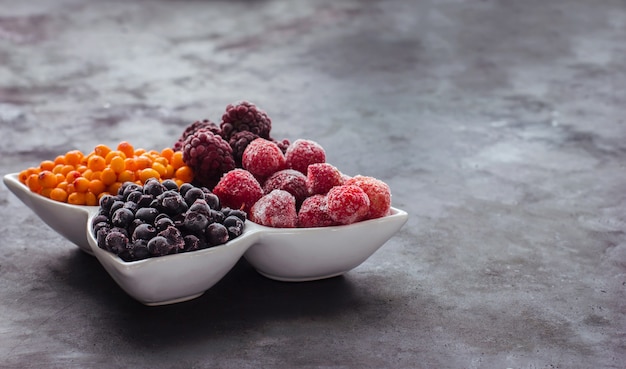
[1,0,625,368]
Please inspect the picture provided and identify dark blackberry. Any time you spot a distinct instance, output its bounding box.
[229,130,259,166]
[173,119,221,152]
[220,101,271,141]
[182,128,235,188]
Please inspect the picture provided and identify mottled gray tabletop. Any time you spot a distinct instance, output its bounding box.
[1,0,624,368]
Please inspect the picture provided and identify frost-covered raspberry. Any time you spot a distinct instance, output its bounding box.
[285,139,326,175]
[326,185,370,225]
[345,175,391,219]
[242,138,286,180]
[173,120,221,152]
[263,169,308,207]
[220,101,272,141]
[298,194,336,228]
[182,128,236,188]
[306,163,344,195]
[212,169,263,214]
[250,189,298,228]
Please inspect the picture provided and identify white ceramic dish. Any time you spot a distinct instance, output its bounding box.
[5,172,408,305]
[243,208,408,281]
[86,217,264,305]
[3,173,98,255]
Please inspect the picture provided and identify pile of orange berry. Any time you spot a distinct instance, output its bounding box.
[18,141,194,205]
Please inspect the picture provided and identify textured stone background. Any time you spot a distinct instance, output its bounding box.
[1,0,625,368]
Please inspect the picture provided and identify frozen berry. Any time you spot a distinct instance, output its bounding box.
[206,223,229,246]
[173,119,221,151]
[285,139,326,175]
[306,163,344,196]
[182,128,235,188]
[229,130,259,166]
[223,215,244,238]
[154,190,188,216]
[272,138,291,154]
[212,169,263,214]
[132,223,157,241]
[183,211,210,235]
[241,138,286,180]
[135,207,159,224]
[105,231,129,254]
[326,185,370,225]
[183,187,205,207]
[250,189,298,228]
[111,208,134,228]
[220,101,271,141]
[345,175,392,219]
[263,169,308,207]
[298,194,337,228]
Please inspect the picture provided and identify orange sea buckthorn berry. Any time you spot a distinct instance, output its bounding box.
[134,148,146,156]
[60,165,75,176]
[81,169,94,180]
[67,192,86,205]
[88,179,105,195]
[163,164,175,179]
[105,150,126,164]
[64,150,84,166]
[26,174,42,192]
[85,192,98,206]
[19,169,32,183]
[56,181,68,192]
[109,156,125,174]
[94,144,111,158]
[40,160,56,171]
[49,188,68,202]
[134,155,152,170]
[161,147,174,162]
[117,170,135,183]
[124,158,137,172]
[152,162,167,177]
[174,165,193,183]
[100,168,117,185]
[108,182,123,196]
[87,155,106,172]
[117,141,135,158]
[53,155,66,166]
[139,168,161,183]
[38,171,58,188]
[41,188,53,198]
[73,177,90,192]
[75,165,88,173]
[65,170,82,183]
[66,183,76,194]
[171,151,185,169]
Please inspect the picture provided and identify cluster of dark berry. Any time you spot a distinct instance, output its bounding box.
[172,101,290,188]
[92,178,246,261]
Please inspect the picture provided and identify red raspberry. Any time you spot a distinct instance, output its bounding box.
[345,175,391,219]
[212,169,263,214]
[250,189,298,228]
[262,169,308,207]
[326,185,370,225]
[242,138,286,180]
[182,128,235,188]
[285,139,326,175]
[306,163,344,195]
[298,194,336,228]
